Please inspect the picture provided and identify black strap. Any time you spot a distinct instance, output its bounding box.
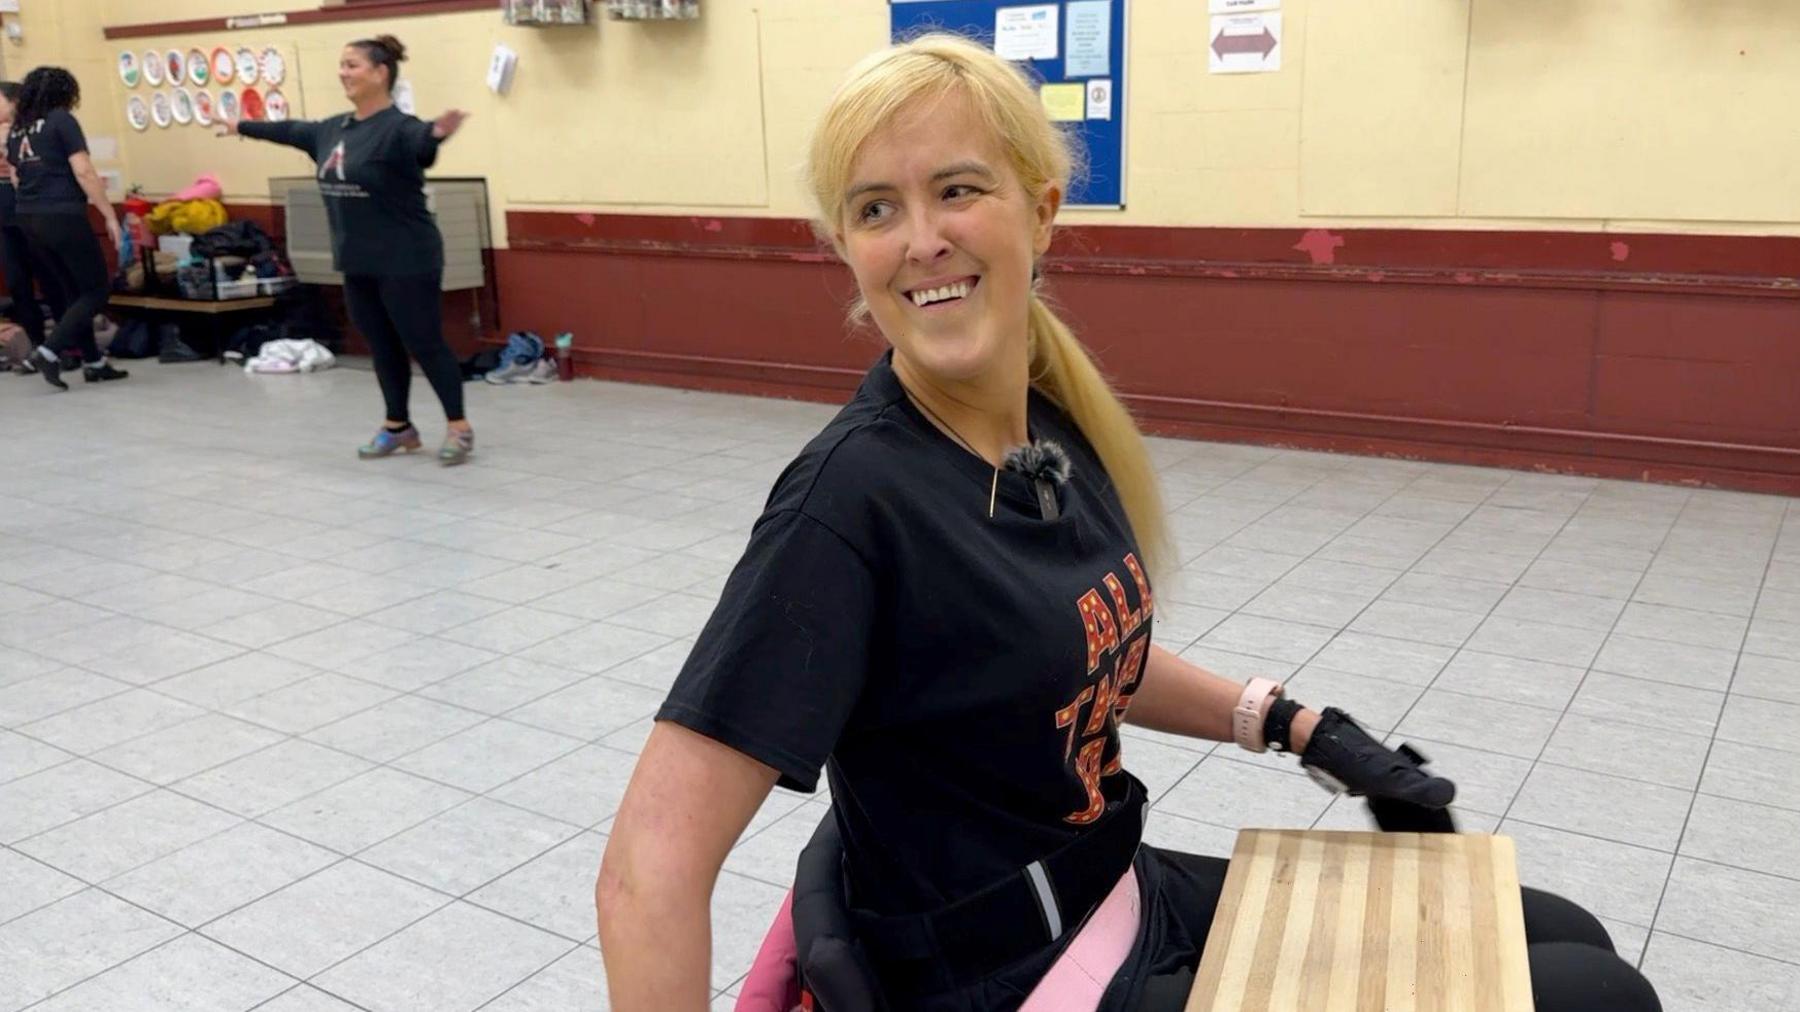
[850,774,1147,989]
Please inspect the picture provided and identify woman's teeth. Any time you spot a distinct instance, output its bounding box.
[910,279,973,307]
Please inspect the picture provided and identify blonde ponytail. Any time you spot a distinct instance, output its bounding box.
[1027,296,1171,583]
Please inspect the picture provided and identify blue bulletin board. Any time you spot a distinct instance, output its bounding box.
[890,0,1128,208]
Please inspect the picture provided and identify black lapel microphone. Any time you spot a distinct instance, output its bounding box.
[1002,440,1072,520]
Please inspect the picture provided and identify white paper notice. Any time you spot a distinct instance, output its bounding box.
[1209,13,1282,74]
[1064,1,1111,77]
[1085,79,1112,120]
[89,136,119,162]
[995,5,1059,62]
[1210,0,1280,13]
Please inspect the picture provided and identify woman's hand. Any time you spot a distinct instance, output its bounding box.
[104,216,122,252]
[1298,708,1456,808]
[215,120,240,138]
[430,109,469,140]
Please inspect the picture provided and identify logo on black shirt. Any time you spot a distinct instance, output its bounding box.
[319,140,347,181]
[1056,552,1155,824]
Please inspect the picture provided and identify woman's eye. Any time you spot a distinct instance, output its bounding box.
[858,201,892,223]
[944,184,980,201]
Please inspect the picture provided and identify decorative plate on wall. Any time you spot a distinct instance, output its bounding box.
[187,49,210,88]
[240,87,265,122]
[167,50,186,86]
[143,51,164,86]
[263,88,289,122]
[171,88,194,125]
[126,95,149,131]
[118,52,141,88]
[193,91,214,127]
[218,89,240,123]
[150,92,172,128]
[260,47,286,86]
[236,47,259,85]
[212,47,235,85]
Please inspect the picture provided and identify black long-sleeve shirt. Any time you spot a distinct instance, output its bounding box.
[240,106,444,277]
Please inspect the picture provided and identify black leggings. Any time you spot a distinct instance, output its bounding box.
[1144,847,1661,1012]
[342,270,465,424]
[18,213,106,362]
[0,220,62,346]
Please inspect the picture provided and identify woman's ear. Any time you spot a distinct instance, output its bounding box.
[1032,183,1063,257]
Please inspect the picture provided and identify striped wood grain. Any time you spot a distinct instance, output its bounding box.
[1187,830,1533,1011]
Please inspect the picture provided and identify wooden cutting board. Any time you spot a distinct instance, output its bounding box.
[1187,829,1534,1011]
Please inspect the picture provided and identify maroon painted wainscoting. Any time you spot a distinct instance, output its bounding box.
[495,212,1800,495]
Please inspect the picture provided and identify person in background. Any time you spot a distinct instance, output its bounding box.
[0,80,63,373]
[217,34,476,465]
[6,67,125,389]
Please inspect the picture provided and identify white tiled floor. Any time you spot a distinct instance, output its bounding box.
[2,359,1798,1010]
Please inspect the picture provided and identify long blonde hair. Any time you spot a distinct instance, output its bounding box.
[806,33,1171,582]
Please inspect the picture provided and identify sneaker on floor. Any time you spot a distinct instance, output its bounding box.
[525,357,558,384]
[484,360,533,385]
[438,428,474,466]
[83,362,129,382]
[358,424,422,459]
[36,353,65,390]
[15,357,37,375]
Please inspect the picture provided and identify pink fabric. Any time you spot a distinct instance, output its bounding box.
[174,173,222,201]
[736,890,803,1012]
[1018,865,1142,1012]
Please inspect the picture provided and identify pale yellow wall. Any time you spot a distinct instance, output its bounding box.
[6,0,1797,245]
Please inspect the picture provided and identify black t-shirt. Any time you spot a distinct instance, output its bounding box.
[6,109,89,215]
[239,106,444,277]
[659,352,1156,919]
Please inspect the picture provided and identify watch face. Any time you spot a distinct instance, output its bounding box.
[171,88,194,125]
[193,91,214,127]
[236,47,259,84]
[263,88,289,123]
[143,51,164,86]
[218,90,240,123]
[187,49,210,87]
[213,47,235,85]
[150,92,172,128]
[118,52,141,88]
[260,47,285,86]
[167,50,186,86]
[126,95,149,131]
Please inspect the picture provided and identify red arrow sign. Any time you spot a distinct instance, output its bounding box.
[1212,27,1277,60]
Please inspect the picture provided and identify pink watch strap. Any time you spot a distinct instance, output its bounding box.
[1232,677,1284,754]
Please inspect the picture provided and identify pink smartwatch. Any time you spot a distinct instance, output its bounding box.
[1232,677,1284,754]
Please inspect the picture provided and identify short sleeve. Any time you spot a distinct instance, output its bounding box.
[55,112,86,156]
[656,509,876,793]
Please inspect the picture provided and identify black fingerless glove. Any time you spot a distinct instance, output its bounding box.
[1298,707,1456,809]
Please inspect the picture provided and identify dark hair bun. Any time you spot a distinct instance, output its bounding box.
[373,35,407,61]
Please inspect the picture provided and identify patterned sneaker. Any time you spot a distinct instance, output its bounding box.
[358,425,422,459]
[484,360,532,385]
[438,428,475,466]
[525,358,558,384]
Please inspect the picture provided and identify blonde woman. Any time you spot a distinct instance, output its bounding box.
[598,35,1658,1012]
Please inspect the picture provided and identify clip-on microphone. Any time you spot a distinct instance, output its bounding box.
[1002,440,1072,520]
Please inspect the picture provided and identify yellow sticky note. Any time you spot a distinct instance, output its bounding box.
[1040,83,1086,122]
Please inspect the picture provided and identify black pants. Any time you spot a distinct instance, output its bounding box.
[342,270,465,424]
[0,220,63,346]
[18,213,106,362]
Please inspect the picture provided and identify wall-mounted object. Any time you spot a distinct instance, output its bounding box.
[235,47,258,83]
[218,90,240,123]
[187,48,210,87]
[193,91,214,127]
[607,0,698,18]
[505,0,593,25]
[144,50,164,86]
[486,44,518,94]
[126,95,149,131]
[212,47,235,84]
[150,92,172,128]
[166,50,185,86]
[171,88,193,125]
[118,51,140,87]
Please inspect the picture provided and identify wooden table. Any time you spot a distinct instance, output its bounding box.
[1188,830,1533,1012]
[109,295,278,361]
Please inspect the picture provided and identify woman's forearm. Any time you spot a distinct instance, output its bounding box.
[1124,645,1318,752]
[595,854,715,1010]
[74,167,116,224]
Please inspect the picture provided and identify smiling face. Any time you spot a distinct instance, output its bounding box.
[836,89,1060,391]
[338,45,387,102]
